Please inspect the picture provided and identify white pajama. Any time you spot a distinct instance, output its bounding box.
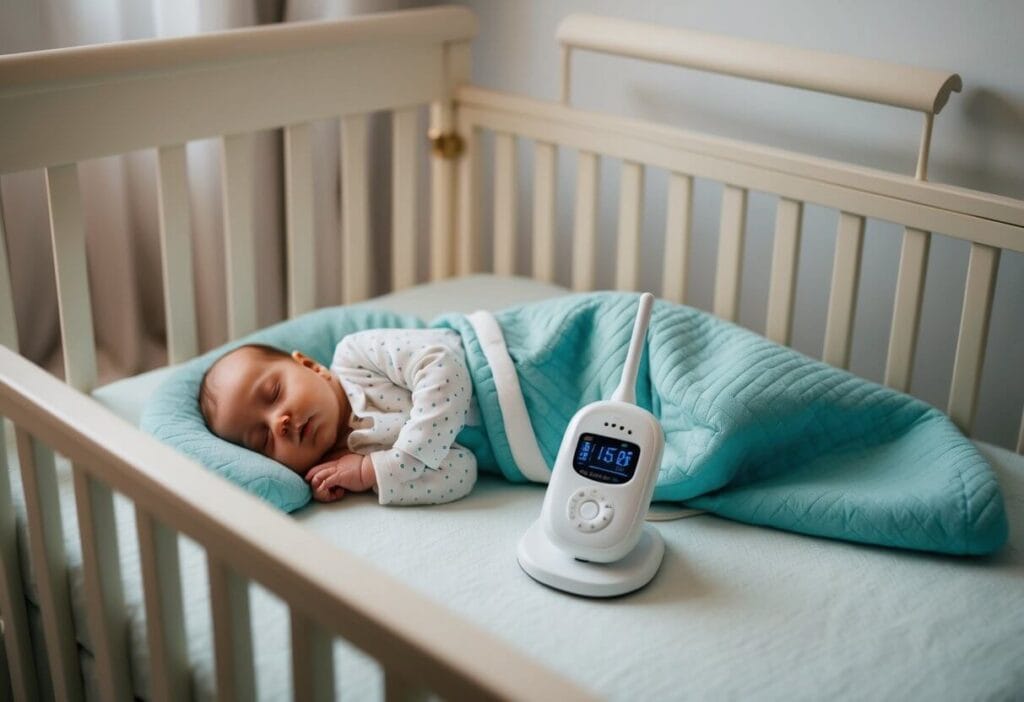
[331,329,478,505]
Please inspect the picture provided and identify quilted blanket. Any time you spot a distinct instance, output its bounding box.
[435,292,1007,555]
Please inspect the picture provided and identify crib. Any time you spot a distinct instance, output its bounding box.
[0,5,1022,701]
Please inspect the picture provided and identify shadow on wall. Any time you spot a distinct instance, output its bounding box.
[962,88,1024,196]
[964,88,1024,136]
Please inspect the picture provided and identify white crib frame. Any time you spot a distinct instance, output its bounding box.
[0,6,1022,701]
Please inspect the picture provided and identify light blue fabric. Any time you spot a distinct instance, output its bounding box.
[140,306,424,512]
[433,292,1008,555]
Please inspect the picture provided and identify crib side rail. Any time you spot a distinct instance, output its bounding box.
[0,7,475,174]
[0,346,593,702]
[454,86,1024,451]
[556,14,962,116]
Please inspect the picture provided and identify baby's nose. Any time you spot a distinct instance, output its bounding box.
[276,413,291,435]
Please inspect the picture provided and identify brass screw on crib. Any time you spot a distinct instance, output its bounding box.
[428,128,465,159]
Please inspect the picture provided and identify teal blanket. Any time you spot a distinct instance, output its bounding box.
[435,292,1007,555]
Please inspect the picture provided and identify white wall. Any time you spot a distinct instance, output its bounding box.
[431,0,1024,449]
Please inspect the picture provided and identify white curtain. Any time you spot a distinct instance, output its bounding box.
[0,0,403,384]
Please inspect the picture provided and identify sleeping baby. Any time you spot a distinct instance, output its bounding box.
[198,329,477,505]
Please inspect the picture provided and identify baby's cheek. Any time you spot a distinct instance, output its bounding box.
[274,446,308,474]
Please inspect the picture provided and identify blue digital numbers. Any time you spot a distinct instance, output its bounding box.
[578,440,592,462]
[572,433,640,485]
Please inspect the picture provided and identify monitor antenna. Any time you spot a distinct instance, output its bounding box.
[611,293,654,405]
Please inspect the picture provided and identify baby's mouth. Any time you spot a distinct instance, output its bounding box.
[300,417,313,443]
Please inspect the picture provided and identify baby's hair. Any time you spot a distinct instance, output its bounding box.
[198,344,290,430]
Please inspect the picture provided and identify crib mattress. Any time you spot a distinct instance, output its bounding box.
[9,275,1024,700]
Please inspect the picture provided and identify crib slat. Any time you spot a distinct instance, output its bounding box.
[391,108,419,290]
[341,114,372,304]
[72,468,131,700]
[455,124,481,276]
[948,243,1000,434]
[221,133,258,340]
[290,611,334,702]
[532,142,557,283]
[0,193,19,352]
[713,185,748,321]
[208,558,255,701]
[614,161,644,291]
[15,430,83,701]
[661,172,693,304]
[493,132,518,276]
[822,212,865,369]
[0,422,38,702]
[1017,410,1023,454]
[137,510,189,702]
[765,197,803,345]
[285,123,316,317]
[156,144,199,364]
[884,227,931,391]
[572,151,599,292]
[155,145,198,362]
[45,164,97,392]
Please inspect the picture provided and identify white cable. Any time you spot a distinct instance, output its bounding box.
[645,506,707,522]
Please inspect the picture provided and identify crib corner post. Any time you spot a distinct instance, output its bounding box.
[430,40,472,282]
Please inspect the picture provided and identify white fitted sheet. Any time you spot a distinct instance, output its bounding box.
[8,275,1024,700]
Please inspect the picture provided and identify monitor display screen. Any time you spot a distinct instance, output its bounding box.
[572,433,641,485]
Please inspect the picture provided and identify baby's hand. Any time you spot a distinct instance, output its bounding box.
[304,452,374,503]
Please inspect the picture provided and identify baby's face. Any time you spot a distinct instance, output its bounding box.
[204,348,346,473]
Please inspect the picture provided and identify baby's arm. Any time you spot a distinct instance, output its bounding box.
[304,452,375,502]
[372,443,476,505]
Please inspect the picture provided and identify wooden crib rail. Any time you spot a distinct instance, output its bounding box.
[454,86,1024,447]
[0,6,475,174]
[556,14,962,116]
[0,346,594,701]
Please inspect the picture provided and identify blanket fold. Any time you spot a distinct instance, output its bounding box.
[435,292,1007,555]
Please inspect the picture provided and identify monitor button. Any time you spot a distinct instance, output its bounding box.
[579,500,599,520]
[567,491,615,533]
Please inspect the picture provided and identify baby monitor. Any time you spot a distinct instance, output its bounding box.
[518,293,665,597]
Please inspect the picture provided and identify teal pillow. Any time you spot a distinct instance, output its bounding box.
[140,306,425,512]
